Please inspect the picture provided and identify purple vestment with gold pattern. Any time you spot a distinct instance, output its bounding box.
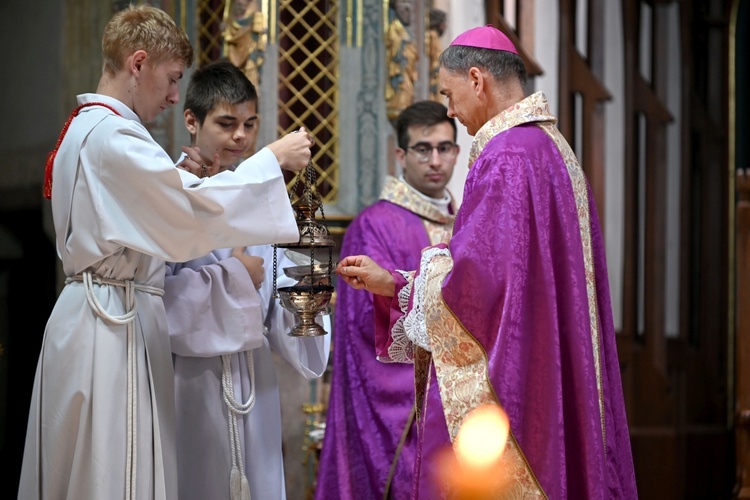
[315,177,454,500]
[375,92,638,499]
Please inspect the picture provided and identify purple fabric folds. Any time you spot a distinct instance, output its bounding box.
[440,123,636,498]
[315,197,432,499]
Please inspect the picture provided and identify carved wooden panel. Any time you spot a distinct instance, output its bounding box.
[620,1,732,498]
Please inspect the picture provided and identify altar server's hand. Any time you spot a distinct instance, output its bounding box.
[178,146,220,178]
[336,255,395,297]
[266,127,314,172]
[232,247,265,289]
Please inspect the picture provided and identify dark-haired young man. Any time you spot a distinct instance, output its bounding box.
[165,60,330,500]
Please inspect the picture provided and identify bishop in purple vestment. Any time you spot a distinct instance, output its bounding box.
[337,26,638,499]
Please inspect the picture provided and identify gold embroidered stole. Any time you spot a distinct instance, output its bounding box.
[379,176,454,248]
[534,121,606,449]
[420,254,545,497]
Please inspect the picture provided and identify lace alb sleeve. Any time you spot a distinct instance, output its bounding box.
[400,246,452,354]
[384,270,415,363]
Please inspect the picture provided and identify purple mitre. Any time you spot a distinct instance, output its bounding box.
[449,24,518,55]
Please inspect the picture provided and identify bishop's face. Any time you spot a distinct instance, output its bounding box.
[438,67,483,136]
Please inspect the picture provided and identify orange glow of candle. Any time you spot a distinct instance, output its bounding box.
[454,403,510,470]
[436,403,511,499]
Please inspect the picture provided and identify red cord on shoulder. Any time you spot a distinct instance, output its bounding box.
[44,102,121,200]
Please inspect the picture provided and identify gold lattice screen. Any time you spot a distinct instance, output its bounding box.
[196,0,224,66]
[195,0,339,204]
[277,0,339,204]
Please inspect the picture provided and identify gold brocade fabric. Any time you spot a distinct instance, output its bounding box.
[423,254,495,440]
[468,92,556,169]
[535,121,605,448]
[466,91,607,451]
[379,176,455,245]
[421,253,546,498]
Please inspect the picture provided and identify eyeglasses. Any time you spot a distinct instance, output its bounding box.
[407,142,458,163]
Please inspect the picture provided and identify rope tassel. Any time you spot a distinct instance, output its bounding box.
[230,466,243,500]
[223,351,256,500]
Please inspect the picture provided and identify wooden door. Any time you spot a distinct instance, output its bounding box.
[619,0,734,497]
[733,0,750,496]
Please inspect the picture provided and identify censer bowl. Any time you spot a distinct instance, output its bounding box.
[283,264,331,284]
[277,284,334,337]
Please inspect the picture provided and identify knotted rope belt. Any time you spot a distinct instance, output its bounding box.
[66,271,164,500]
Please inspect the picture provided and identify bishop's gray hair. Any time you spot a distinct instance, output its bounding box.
[438,45,527,86]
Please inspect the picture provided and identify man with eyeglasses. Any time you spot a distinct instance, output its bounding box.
[316,100,458,500]
[337,25,637,499]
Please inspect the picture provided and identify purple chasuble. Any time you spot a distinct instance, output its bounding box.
[375,92,637,499]
[315,177,454,500]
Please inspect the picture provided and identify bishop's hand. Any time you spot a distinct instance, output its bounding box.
[336,255,395,297]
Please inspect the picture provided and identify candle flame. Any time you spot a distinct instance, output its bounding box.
[455,403,510,470]
[434,403,512,498]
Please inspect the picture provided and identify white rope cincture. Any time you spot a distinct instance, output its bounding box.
[67,272,164,500]
[222,351,256,500]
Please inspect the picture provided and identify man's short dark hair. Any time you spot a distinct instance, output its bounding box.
[395,100,457,150]
[438,45,528,86]
[184,60,258,124]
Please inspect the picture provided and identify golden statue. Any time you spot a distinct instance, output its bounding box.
[427,8,447,103]
[222,0,267,89]
[385,0,418,122]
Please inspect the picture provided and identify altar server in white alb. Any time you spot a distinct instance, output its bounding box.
[18,5,314,500]
[163,60,331,500]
